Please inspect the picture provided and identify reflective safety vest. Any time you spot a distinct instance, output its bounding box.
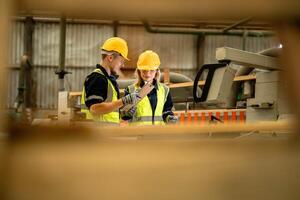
[127,82,169,126]
[81,69,119,124]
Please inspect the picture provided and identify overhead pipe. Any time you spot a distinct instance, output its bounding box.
[113,20,119,36]
[222,17,253,33]
[143,21,274,37]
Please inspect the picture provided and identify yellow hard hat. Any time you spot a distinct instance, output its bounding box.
[101,37,129,60]
[137,50,160,70]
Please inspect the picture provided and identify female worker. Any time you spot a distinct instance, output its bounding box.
[122,50,177,125]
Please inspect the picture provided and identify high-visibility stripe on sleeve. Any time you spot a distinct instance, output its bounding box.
[86,95,104,101]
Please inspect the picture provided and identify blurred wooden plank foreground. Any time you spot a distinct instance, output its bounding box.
[0,123,299,200]
[18,0,300,20]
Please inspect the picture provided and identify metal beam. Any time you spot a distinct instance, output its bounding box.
[57,16,67,92]
[222,17,252,33]
[24,16,34,108]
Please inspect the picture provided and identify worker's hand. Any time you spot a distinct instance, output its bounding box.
[121,92,141,106]
[135,88,141,93]
[166,115,178,124]
[120,106,136,118]
[126,106,136,117]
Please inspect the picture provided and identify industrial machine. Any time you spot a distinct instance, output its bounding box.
[193,46,291,123]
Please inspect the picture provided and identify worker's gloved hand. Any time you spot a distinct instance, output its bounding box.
[121,92,141,106]
[166,115,178,124]
[126,106,136,118]
[135,88,141,93]
[120,106,136,118]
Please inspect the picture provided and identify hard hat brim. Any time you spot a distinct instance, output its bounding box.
[101,49,130,61]
[122,54,130,61]
[137,66,159,70]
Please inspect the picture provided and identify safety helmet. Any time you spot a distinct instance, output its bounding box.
[137,50,160,70]
[101,37,129,60]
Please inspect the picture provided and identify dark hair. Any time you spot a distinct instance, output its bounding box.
[101,51,120,61]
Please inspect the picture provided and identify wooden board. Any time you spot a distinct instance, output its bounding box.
[16,0,300,20]
[163,68,170,84]
[3,124,298,200]
[169,74,256,89]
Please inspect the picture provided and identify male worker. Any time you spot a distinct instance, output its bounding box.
[81,37,140,125]
[122,50,178,125]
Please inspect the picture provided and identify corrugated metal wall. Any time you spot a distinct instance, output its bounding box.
[245,36,279,52]
[203,35,279,64]
[32,22,113,109]
[8,21,24,66]
[66,24,113,66]
[6,69,19,109]
[7,20,280,110]
[7,21,24,109]
[32,66,94,109]
[118,26,197,70]
[33,22,60,66]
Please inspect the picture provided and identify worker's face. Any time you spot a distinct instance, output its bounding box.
[140,70,157,82]
[108,54,125,75]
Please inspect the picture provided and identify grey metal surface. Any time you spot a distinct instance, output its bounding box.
[205,65,237,108]
[246,71,280,122]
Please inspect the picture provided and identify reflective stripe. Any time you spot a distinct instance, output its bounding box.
[95,121,119,126]
[93,69,113,102]
[86,95,104,101]
[106,81,113,102]
[161,84,169,103]
[81,104,88,109]
[134,116,163,122]
[80,120,119,126]
[81,104,118,113]
[126,82,167,126]
[81,68,119,123]
[162,111,172,115]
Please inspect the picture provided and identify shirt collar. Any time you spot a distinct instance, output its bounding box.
[96,64,119,80]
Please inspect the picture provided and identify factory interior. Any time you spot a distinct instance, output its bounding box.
[1,0,300,199]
